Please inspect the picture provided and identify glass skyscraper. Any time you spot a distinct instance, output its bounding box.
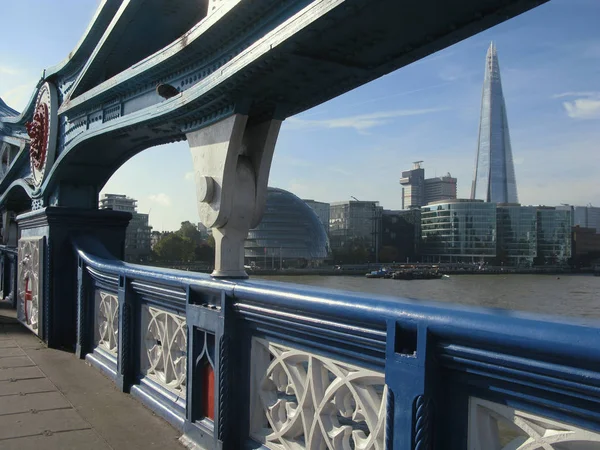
[471,42,519,204]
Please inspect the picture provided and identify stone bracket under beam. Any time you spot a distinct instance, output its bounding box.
[187,114,281,278]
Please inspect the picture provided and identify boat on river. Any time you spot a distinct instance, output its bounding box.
[365,268,392,278]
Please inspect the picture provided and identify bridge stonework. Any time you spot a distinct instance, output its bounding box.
[4,1,600,450]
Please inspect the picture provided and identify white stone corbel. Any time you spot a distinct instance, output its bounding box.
[187,114,282,278]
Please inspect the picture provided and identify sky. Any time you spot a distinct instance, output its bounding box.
[1,0,599,231]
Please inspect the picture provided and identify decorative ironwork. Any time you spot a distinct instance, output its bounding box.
[469,397,600,449]
[385,389,394,450]
[23,82,57,188]
[218,334,229,439]
[250,337,387,450]
[413,395,432,450]
[17,237,44,335]
[25,103,49,170]
[120,301,131,375]
[95,291,119,355]
[142,305,187,398]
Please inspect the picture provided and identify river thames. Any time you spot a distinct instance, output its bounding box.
[258,274,600,320]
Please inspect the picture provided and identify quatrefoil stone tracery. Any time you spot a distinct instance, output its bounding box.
[142,306,187,397]
[96,291,119,355]
[251,338,387,450]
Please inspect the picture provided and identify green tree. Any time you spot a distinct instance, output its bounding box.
[177,221,203,244]
[154,234,195,262]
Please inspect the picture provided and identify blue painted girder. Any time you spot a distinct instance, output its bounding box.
[1,0,548,202]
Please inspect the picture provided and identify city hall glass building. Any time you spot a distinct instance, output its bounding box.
[244,188,330,268]
[471,43,519,204]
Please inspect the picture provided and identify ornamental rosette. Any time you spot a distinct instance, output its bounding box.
[24,82,57,188]
[26,103,49,170]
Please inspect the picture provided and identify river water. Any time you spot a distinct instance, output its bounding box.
[258,274,600,320]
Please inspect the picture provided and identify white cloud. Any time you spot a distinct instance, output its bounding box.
[437,64,472,82]
[148,193,172,206]
[0,66,19,76]
[561,92,600,119]
[184,171,195,182]
[329,167,353,176]
[286,107,447,133]
[552,91,597,99]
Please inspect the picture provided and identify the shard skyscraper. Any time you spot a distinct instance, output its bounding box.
[471,42,518,204]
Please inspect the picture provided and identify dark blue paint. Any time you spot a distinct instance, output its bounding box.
[52,238,600,449]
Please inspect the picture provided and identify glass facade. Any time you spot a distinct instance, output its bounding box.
[496,205,537,266]
[245,188,330,268]
[99,194,151,262]
[329,201,381,254]
[471,43,518,204]
[536,208,572,265]
[421,200,497,263]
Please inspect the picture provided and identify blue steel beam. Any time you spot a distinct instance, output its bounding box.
[0,0,547,205]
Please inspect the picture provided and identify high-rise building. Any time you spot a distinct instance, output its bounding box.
[303,200,330,234]
[99,194,152,262]
[424,175,457,204]
[400,161,425,209]
[400,162,457,208]
[471,42,518,204]
[329,200,382,258]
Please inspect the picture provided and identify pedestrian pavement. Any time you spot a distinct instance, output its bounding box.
[0,301,185,450]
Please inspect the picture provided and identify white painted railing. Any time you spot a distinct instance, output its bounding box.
[94,290,119,355]
[250,337,387,450]
[140,305,188,399]
[469,397,600,449]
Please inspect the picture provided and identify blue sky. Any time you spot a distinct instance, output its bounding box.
[1,0,599,231]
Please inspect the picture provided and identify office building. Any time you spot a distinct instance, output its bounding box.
[303,200,330,234]
[99,193,137,212]
[99,194,152,262]
[421,201,572,266]
[245,188,330,268]
[421,200,497,263]
[496,204,537,267]
[424,175,458,204]
[381,209,420,263]
[557,205,600,233]
[400,161,425,209]
[471,42,519,204]
[400,161,457,208]
[572,227,600,267]
[536,207,571,265]
[329,200,382,258]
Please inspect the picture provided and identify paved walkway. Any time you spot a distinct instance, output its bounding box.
[0,301,185,450]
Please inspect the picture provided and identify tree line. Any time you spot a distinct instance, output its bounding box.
[151,221,215,263]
